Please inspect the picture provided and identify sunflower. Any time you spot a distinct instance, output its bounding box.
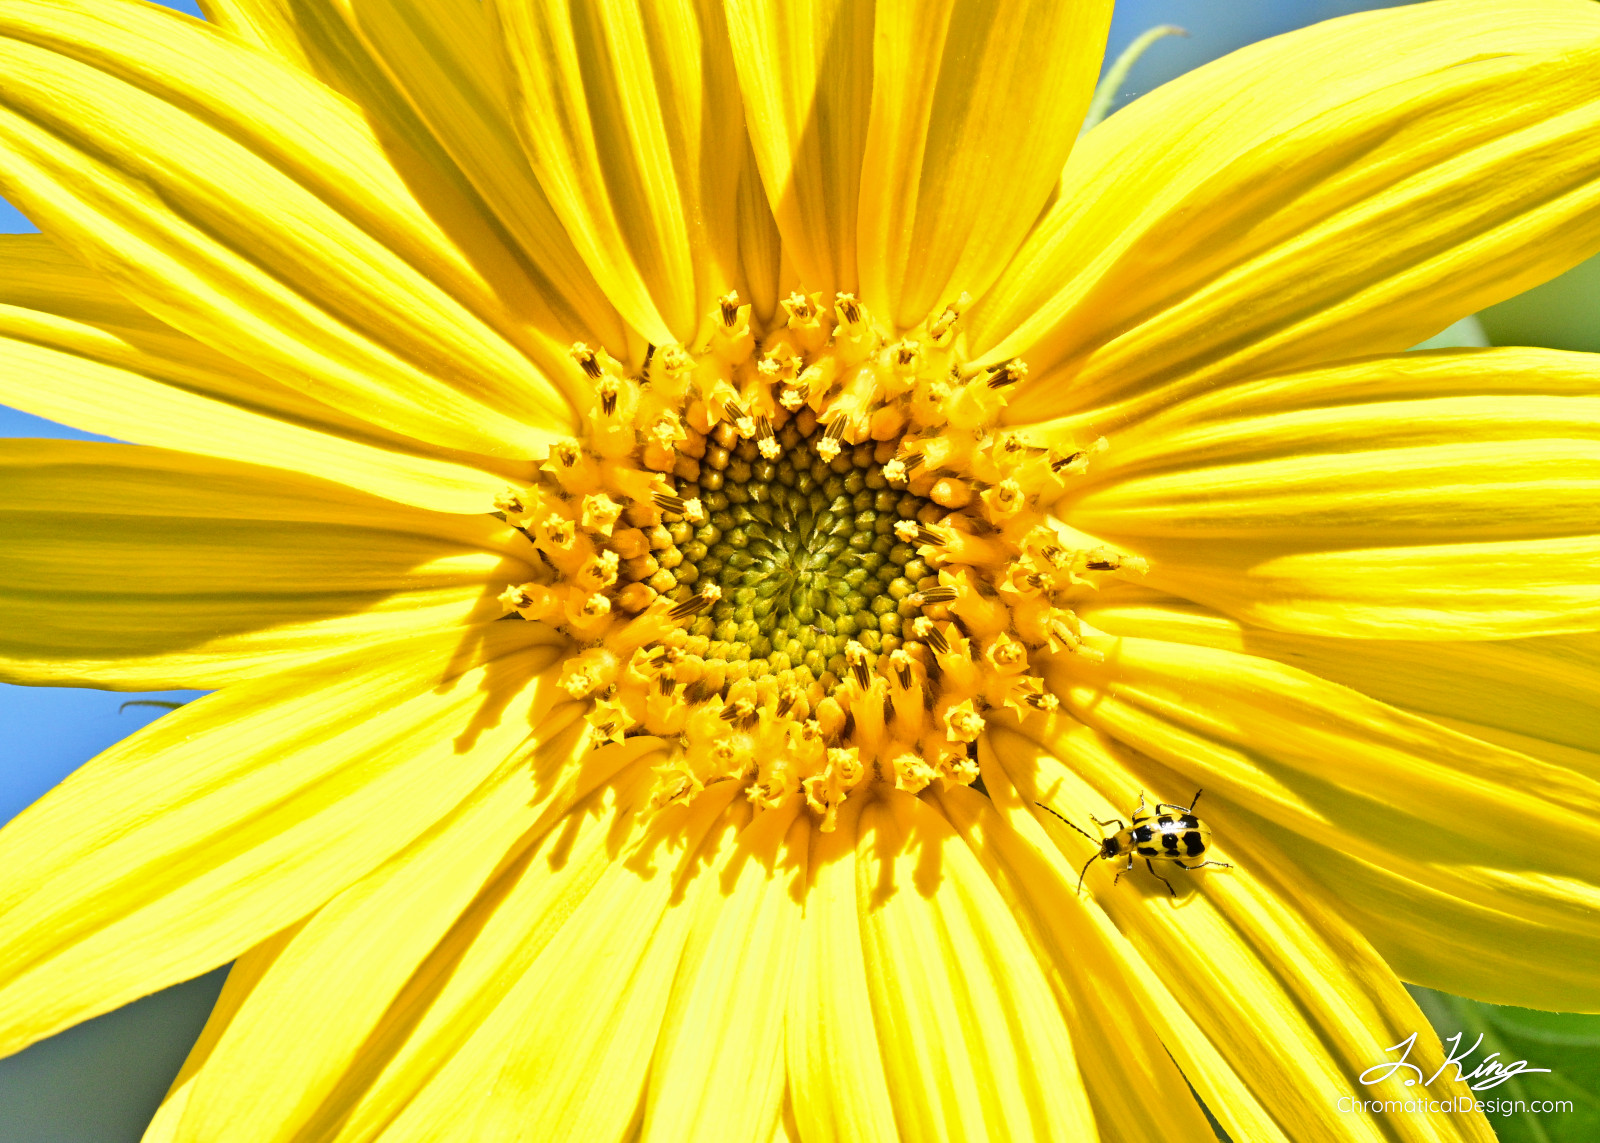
[2,0,1600,1139]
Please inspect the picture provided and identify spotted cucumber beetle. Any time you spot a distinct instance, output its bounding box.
[1036,790,1232,896]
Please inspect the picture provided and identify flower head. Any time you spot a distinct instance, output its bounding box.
[1,0,1599,1140]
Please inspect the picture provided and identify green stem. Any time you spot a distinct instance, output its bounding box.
[1080,25,1188,134]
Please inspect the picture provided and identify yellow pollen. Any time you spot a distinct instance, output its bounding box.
[578,551,619,591]
[580,493,622,535]
[890,340,923,373]
[568,342,602,379]
[927,292,970,344]
[986,358,1029,389]
[945,700,985,743]
[783,292,816,323]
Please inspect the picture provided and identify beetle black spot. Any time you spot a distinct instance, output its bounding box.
[1161,831,1180,852]
[1184,831,1206,857]
[1179,814,1199,829]
[1132,826,1154,844]
[1136,845,1160,857]
[1156,814,1174,826]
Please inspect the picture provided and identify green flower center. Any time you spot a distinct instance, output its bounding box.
[616,417,938,691]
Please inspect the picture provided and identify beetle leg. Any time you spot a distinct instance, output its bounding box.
[1090,815,1126,830]
[1112,854,1134,885]
[1177,859,1233,872]
[1146,859,1177,897]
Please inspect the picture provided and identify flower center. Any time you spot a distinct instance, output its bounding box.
[615,415,937,691]
[494,291,1139,827]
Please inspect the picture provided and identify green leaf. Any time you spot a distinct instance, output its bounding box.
[1409,986,1600,1143]
[1479,251,1600,353]
[1408,315,1489,350]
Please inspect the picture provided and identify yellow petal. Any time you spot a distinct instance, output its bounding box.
[493,0,747,346]
[1059,349,1600,639]
[641,802,806,1142]
[735,138,784,325]
[0,440,534,688]
[1070,354,1600,541]
[973,729,1316,1143]
[289,764,655,1140]
[323,0,630,354]
[0,0,577,455]
[1065,345,1600,471]
[0,624,566,1060]
[1041,636,1600,1011]
[784,797,899,1143]
[773,1098,803,1143]
[341,784,746,1143]
[1079,591,1600,766]
[1425,714,1600,783]
[724,0,873,301]
[974,0,1600,428]
[1295,832,1600,1015]
[932,776,1217,1143]
[197,0,314,71]
[0,234,525,514]
[141,926,304,1143]
[1062,617,1600,1008]
[170,722,659,1143]
[857,0,1110,330]
[1112,535,1600,642]
[857,790,1093,1142]
[990,726,1498,1143]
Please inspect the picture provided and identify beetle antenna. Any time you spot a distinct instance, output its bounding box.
[1035,801,1098,843]
[1076,853,1099,895]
